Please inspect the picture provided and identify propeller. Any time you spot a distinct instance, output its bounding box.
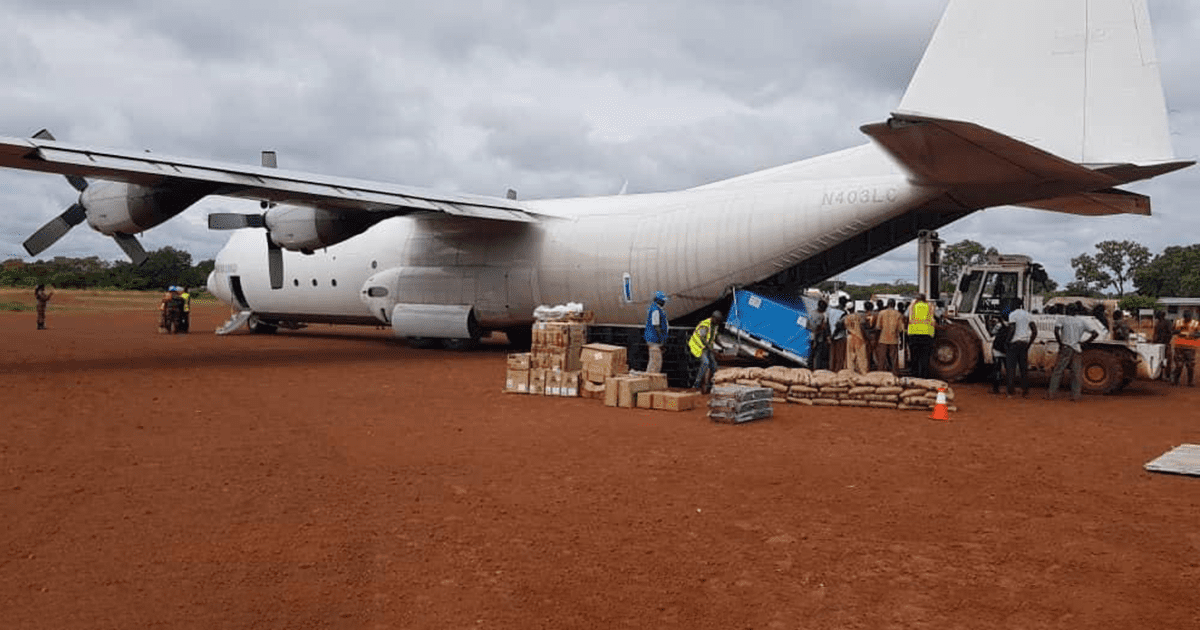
[22,129,148,265]
[207,150,285,289]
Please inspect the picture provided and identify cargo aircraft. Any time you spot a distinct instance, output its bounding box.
[0,0,1192,346]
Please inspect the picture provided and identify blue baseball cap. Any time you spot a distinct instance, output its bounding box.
[655,291,668,302]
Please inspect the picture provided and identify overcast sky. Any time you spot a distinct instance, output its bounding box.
[2,0,1197,289]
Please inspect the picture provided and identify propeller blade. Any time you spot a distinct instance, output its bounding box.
[208,213,266,230]
[65,174,89,192]
[267,236,284,290]
[112,233,149,266]
[23,203,88,256]
[31,129,89,191]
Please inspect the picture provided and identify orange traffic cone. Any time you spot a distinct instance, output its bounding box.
[929,386,950,421]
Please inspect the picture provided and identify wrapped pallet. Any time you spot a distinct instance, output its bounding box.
[708,385,774,424]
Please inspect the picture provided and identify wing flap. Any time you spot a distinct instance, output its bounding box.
[0,134,537,222]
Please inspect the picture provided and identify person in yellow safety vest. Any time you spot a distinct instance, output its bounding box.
[689,310,724,393]
[906,293,936,378]
[178,286,191,333]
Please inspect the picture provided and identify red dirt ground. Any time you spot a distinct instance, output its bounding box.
[3,295,1199,629]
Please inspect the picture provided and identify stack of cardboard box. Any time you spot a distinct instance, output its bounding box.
[505,320,588,397]
[506,333,702,412]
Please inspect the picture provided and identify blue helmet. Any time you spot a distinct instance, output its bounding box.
[654,290,668,303]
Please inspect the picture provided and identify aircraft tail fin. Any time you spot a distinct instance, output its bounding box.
[897,0,1178,165]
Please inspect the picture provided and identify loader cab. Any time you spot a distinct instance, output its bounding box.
[951,255,1032,316]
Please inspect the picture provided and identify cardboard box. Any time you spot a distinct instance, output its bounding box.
[604,376,622,407]
[581,378,605,400]
[644,372,668,391]
[561,371,579,397]
[618,376,652,408]
[529,368,546,396]
[548,352,565,372]
[507,353,531,370]
[546,370,562,396]
[505,369,529,393]
[659,391,700,411]
[650,391,666,410]
[581,343,628,380]
[637,391,655,409]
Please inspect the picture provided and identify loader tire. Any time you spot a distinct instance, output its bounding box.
[1080,348,1122,395]
[930,323,980,382]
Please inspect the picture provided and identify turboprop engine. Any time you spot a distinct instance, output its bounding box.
[208,204,388,290]
[21,130,210,264]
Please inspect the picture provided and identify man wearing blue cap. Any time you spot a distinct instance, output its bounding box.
[643,290,670,373]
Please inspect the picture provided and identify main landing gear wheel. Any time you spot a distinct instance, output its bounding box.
[247,316,278,335]
[930,323,980,382]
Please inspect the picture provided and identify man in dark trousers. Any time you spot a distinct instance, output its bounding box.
[807,300,830,370]
[1005,298,1037,398]
[905,294,936,378]
[35,284,54,330]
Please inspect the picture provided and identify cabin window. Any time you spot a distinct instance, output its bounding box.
[312,279,318,287]
[367,287,389,297]
[331,279,338,287]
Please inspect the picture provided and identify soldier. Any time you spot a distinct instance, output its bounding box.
[844,305,869,374]
[34,284,54,330]
[874,299,905,375]
[1172,311,1198,387]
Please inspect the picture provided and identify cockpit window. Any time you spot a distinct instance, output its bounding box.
[367,287,389,297]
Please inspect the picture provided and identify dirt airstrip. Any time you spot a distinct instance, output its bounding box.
[2,291,1199,629]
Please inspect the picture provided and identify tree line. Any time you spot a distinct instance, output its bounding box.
[1,247,213,292]
[824,238,1199,311]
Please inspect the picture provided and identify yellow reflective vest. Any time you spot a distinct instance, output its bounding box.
[907,301,935,337]
[689,318,717,358]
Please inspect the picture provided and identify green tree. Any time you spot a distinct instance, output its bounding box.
[1069,253,1112,296]
[1134,244,1200,297]
[1090,240,1151,297]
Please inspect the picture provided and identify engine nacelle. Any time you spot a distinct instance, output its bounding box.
[82,181,210,235]
[389,304,480,339]
[361,266,480,338]
[264,204,384,253]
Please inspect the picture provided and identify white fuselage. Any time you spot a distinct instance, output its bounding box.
[207,143,941,329]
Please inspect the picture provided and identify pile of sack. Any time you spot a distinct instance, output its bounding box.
[712,367,957,412]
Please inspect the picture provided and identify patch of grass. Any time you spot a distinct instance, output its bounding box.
[0,300,32,311]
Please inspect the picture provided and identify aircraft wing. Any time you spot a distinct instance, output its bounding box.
[0,134,536,223]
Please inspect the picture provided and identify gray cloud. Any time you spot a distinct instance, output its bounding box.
[1,0,1196,293]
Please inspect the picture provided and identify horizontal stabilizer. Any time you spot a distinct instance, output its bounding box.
[1018,188,1151,217]
[862,115,1119,208]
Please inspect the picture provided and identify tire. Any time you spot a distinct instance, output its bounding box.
[406,337,440,349]
[930,323,980,382]
[441,337,479,351]
[247,316,278,335]
[1079,348,1122,395]
[504,327,533,351]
